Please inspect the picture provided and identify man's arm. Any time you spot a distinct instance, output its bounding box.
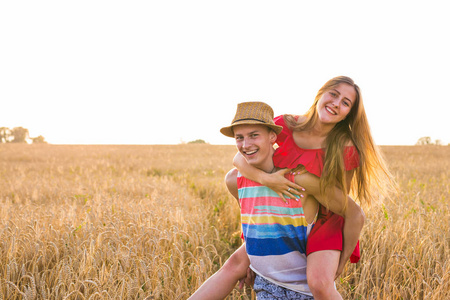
[225,168,239,203]
[223,168,255,288]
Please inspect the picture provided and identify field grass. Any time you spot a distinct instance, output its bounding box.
[0,144,448,299]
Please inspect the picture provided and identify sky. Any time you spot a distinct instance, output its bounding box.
[1,1,449,146]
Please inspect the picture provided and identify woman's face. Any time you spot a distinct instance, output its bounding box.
[316,83,356,125]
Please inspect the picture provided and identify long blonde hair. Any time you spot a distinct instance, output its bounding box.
[284,76,395,206]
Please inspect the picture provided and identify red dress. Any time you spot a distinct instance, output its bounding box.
[273,115,360,263]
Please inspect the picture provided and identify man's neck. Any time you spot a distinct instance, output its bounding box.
[251,150,276,174]
[255,162,276,174]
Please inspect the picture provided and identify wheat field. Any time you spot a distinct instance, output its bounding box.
[0,144,448,299]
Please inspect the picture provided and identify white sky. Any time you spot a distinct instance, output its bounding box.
[1,1,449,146]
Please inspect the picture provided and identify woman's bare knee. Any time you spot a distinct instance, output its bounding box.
[307,250,341,299]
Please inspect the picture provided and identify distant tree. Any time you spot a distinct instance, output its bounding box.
[11,127,29,143]
[0,126,46,144]
[434,139,442,146]
[31,135,47,144]
[416,136,432,145]
[0,127,11,143]
[188,139,207,144]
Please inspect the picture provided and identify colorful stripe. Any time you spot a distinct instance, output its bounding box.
[241,214,308,227]
[237,172,311,294]
[242,223,309,240]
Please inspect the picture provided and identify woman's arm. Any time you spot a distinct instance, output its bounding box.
[294,172,365,274]
[233,152,304,201]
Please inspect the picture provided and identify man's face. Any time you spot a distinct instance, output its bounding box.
[233,124,276,172]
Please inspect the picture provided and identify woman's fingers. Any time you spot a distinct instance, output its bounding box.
[287,186,305,197]
[277,190,302,202]
[291,183,306,192]
[276,168,307,193]
[268,168,308,201]
[276,192,288,203]
[277,168,292,175]
[285,191,299,200]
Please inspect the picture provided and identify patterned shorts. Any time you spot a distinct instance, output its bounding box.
[253,275,314,300]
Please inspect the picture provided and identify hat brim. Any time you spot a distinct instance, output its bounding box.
[220,120,283,138]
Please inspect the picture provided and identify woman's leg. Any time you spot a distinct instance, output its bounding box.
[307,250,343,300]
[188,244,250,300]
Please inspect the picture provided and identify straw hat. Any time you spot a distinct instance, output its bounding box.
[220,102,283,137]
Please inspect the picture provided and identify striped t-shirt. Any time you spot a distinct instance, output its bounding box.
[237,172,315,296]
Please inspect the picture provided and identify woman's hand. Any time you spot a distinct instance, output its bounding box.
[261,168,306,202]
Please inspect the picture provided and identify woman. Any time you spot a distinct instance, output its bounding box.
[189,76,395,299]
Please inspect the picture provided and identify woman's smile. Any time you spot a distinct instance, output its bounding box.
[325,106,337,115]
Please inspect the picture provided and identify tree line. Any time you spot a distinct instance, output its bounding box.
[0,127,46,144]
[416,136,446,146]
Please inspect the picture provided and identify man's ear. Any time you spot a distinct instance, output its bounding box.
[269,130,277,144]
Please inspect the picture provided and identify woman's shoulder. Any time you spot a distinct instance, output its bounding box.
[343,140,358,155]
[344,140,355,147]
[277,114,305,124]
[295,114,306,124]
[343,141,360,170]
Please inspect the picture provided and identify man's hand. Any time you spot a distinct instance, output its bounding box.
[238,267,256,289]
[335,260,346,279]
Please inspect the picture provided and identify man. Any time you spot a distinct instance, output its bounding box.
[189,102,363,299]
[221,101,317,299]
